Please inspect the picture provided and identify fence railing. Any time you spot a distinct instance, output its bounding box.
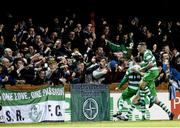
[5,82,169,92]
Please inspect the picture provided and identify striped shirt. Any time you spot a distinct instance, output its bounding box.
[118,67,141,90]
[140,49,158,71]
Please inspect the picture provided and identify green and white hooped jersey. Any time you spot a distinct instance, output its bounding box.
[126,68,141,90]
[140,49,158,71]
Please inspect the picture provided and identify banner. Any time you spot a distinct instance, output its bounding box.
[171,92,180,119]
[71,84,110,121]
[0,86,65,123]
[0,107,4,123]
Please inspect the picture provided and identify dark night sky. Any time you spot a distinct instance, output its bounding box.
[0,0,179,22]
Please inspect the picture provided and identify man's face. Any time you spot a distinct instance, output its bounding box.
[77,63,84,71]
[87,24,92,32]
[116,52,123,59]
[35,35,41,42]
[104,26,109,35]
[137,45,145,53]
[5,49,13,57]
[69,31,75,40]
[100,58,106,68]
[176,57,180,65]
[49,63,57,71]
[2,59,10,68]
[163,53,169,60]
[173,49,178,55]
[98,47,103,54]
[17,60,24,69]
[76,24,82,31]
[39,71,46,79]
[54,18,59,24]
[29,28,35,35]
[163,46,170,53]
[123,34,128,41]
[153,44,157,50]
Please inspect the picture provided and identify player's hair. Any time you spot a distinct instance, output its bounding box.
[138,42,147,46]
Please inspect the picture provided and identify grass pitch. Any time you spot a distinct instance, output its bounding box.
[0,120,179,128]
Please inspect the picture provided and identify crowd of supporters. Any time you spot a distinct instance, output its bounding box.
[0,13,180,98]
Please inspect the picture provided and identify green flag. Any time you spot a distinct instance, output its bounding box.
[71,84,110,121]
[0,86,65,123]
